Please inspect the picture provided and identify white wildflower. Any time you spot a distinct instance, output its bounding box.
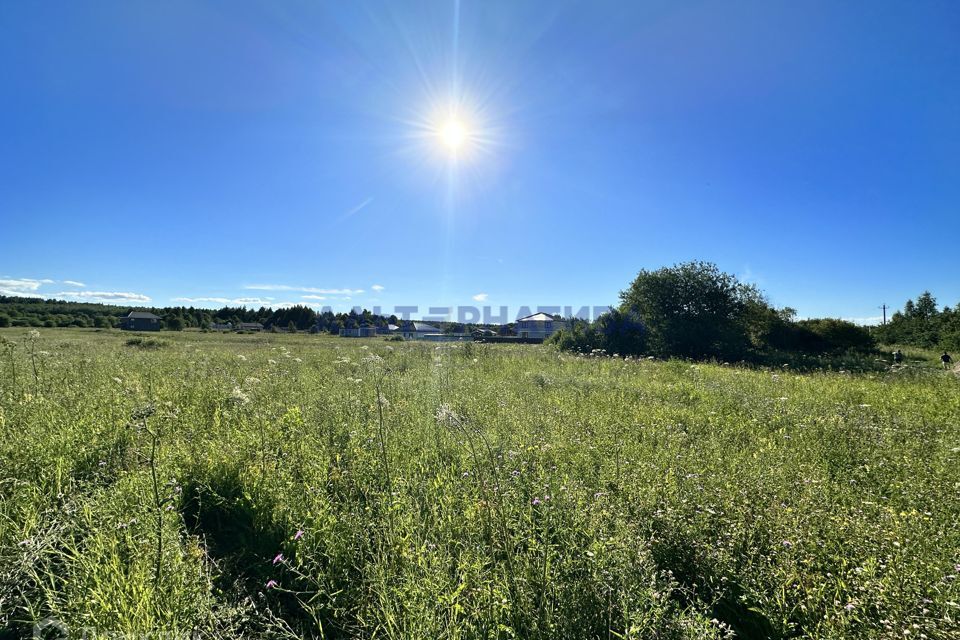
[229,386,250,405]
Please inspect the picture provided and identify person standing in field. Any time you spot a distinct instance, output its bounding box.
[941,352,952,370]
[892,349,903,365]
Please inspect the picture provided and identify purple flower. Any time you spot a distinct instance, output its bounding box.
[532,497,542,506]
[294,529,305,541]
[272,553,283,565]
[265,580,278,589]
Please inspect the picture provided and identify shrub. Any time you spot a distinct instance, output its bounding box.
[125,336,170,349]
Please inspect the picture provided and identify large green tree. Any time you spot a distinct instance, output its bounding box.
[619,261,762,359]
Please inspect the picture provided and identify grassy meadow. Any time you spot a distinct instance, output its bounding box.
[1,329,958,639]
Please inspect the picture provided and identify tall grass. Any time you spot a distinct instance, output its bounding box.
[0,329,957,638]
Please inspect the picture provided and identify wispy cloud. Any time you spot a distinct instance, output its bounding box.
[53,291,151,304]
[62,280,86,287]
[245,284,365,295]
[301,295,327,301]
[0,277,56,297]
[172,296,274,306]
[371,284,385,292]
[840,315,884,326]
[472,293,489,302]
[0,277,54,292]
[337,196,374,221]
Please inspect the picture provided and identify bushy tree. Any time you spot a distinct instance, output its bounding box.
[619,261,761,359]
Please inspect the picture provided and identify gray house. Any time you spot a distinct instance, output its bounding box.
[118,311,161,331]
[340,324,377,338]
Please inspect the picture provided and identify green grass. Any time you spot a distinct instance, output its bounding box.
[1,328,958,638]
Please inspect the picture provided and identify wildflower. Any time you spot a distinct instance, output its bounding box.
[272,553,283,565]
[28,330,40,340]
[532,497,542,506]
[244,377,261,385]
[845,603,856,611]
[377,392,390,409]
[112,377,123,384]
[229,386,250,405]
[781,540,793,549]
[237,354,247,361]
[294,530,304,541]
[435,403,459,426]
[265,580,278,589]
[268,359,277,365]
[294,357,302,363]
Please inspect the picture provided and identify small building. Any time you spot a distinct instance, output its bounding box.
[236,322,263,332]
[514,312,565,340]
[210,322,233,331]
[340,324,377,338]
[118,311,161,331]
[376,324,400,335]
[401,321,441,340]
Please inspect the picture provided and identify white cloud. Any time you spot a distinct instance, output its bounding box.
[53,291,151,304]
[840,316,884,326]
[172,296,274,306]
[301,295,327,300]
[0,278,51,292]
[472,293,489,302]
[62,280,86,287]
[371,284,385,292]
[245,284,365,295]
[0,288,42,298]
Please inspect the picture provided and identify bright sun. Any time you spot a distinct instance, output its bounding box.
[439,119,468,151]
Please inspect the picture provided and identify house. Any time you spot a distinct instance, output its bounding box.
[376,324,400,335]
[514,312,565,340]
[210,322,232,331]
[340,324,377,338]
[401,321,441,339]
[236,322,263,332]
[118,311,161,331]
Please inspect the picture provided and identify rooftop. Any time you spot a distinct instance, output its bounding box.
[516,312,557,323]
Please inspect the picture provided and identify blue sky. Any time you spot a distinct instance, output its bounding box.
[2,0,958,323]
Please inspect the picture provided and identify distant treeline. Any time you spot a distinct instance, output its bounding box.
[0,296,410,333]
[873,292,960,351]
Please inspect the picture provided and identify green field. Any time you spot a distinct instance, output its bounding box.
[1,329,958,639]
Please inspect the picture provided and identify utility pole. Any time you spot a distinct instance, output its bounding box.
[879,303,888,325]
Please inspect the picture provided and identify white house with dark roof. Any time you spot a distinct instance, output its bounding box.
[401,321,441,339]
[514,312,565,339]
